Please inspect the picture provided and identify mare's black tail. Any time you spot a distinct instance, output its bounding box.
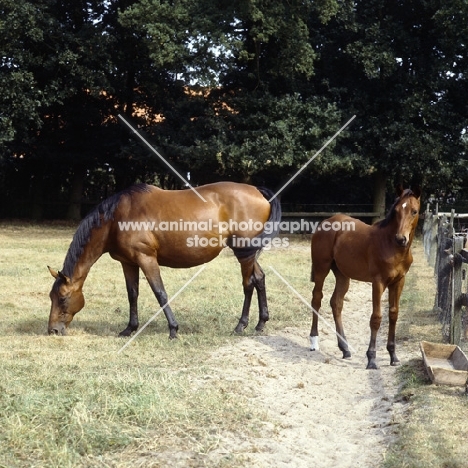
[230,187,282,260]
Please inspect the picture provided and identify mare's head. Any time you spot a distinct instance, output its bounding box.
[390,185,421,247]
[47,267,85,335]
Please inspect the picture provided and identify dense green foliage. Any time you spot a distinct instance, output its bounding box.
[1,0,467,218]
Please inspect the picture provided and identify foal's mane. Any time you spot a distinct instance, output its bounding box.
[61,184,151,277]
[376,189,415,228]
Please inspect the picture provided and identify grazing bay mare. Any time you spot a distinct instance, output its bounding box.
[48,182,281,338]
[310,186,421,369]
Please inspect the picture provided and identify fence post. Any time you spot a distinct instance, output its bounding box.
[429,213,439,268]
[451,236,465,345]
[434,215,453,340]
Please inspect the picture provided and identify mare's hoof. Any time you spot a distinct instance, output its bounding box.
[342,351,352,359]
[233,324,247,334]
[366,361,378,370]
[118,329,134,337]
[390,360,401,366]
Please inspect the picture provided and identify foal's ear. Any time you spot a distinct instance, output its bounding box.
[411,185,421,199]
[395,184,404,197]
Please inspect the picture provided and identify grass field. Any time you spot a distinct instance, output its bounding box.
[0,222,312,467]
[0,222,467,467]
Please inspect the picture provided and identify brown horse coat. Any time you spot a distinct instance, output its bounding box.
[310,186,421,369]
[48,182,281,338]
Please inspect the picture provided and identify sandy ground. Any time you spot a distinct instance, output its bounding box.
[201,279,414,468]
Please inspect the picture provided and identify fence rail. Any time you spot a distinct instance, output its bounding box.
[282,211,381,218]
[422,206,468,344]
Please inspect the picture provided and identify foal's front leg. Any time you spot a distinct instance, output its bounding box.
[387,277,405,366]
[366,281,385,369]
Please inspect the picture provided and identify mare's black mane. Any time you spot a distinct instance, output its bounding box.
[61,184,151,277]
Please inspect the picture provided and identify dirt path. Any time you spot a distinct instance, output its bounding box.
[205,279,413,467]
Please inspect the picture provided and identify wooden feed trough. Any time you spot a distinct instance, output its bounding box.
[420,341,468,386]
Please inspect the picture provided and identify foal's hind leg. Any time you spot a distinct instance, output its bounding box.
[119,262,140,336]
[330,266,351,358]
[310,263,332,351]
[233,254,269,334]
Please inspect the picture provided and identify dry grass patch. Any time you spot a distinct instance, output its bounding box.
[0,223,311,467]
[383,239,468,468]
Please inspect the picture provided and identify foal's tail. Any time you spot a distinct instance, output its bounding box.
[231,187,282,260]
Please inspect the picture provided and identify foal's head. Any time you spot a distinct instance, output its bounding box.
[391,186,421,247]
[47,267,85,335]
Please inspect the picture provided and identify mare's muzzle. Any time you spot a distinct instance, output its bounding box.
[48,323,67,336]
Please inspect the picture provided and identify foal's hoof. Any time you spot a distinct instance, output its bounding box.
[118,328,135,337]
[390,360,401,367]
[309,336,319,351]
[366,361,378,370]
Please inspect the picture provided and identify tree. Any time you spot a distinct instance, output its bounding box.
[119,0,345,190]
[2,0,467,219]
[0,0,170,218]
[308,0,468,201]
[0,0,114,218]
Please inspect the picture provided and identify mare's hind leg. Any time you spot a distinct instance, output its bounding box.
[330,266,351,358]
[138,256,179,339]
[233,254,269,334]
[119,262,140,336]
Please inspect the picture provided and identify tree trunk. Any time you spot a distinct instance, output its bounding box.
[372,170,386,223]
[66,166,86,221]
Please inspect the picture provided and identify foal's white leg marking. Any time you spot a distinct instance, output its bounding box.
[310,336,320,351]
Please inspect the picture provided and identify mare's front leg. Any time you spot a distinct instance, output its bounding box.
[139,256,179,339]
[366,281,385,369]
[234,255,268,334]
[387,277,405,366]
[119,262,140,336]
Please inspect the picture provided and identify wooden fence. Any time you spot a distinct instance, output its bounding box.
[422,205,468,344]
